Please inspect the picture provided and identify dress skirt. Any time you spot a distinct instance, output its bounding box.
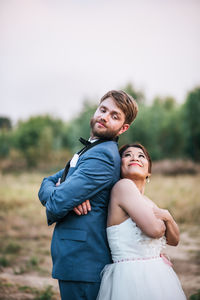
[96,257,186,300]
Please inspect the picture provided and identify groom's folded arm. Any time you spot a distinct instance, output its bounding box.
[44,150,115,225]
[38,169,64,206]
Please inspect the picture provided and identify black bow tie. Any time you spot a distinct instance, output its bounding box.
[79,136,119,146]
[79,137,91,146]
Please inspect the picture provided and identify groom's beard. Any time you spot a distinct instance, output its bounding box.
[90,117,121,140]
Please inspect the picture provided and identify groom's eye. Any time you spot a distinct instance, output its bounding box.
[100,107,106,113]
[112,114,118,120]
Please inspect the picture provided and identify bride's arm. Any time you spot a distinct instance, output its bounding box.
[153,207,180,246]
[111,179,166,239]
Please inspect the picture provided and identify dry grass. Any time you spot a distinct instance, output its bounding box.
[145,174,200,224]
[0,172,199,299]
[0,172,58,299]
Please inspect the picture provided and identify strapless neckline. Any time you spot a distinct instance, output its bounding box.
[106,216,166,262]
[107,217,131,230]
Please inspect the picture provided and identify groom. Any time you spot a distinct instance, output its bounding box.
[38,90,138,300]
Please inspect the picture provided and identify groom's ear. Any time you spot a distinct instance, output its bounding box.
[118,124,129,136]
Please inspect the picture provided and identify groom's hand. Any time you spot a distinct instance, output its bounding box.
[56,178,91,215]
[73,200,91,215]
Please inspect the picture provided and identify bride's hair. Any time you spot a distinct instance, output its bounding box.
[119,143,152,173]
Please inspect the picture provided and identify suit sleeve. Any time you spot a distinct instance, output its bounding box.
[38,169,64,206]
[41,148,116,225]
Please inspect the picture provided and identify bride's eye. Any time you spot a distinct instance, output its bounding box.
[139,154,145,158]
[124,153,131,157]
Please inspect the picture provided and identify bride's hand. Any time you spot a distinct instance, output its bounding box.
[73,200,91,215]
[153,207,171,222]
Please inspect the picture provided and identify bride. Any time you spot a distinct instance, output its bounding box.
[96,143,186,300]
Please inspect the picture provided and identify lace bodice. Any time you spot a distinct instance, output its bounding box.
[107,218,166,262]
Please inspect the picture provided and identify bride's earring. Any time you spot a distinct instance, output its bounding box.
[146,177,150,183]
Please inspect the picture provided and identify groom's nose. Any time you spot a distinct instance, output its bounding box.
[100,112,109,122]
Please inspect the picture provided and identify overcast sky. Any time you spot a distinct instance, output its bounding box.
[0,0,199,123]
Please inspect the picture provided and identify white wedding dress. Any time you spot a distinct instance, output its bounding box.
[97,218,186,300]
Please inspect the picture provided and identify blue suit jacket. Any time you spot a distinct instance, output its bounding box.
[38,141,120,282]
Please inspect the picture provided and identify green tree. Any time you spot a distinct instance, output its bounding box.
[123,83,145,104]
[0,117,12,157]
[120,100,165,160]
[14,115,66,167]
[120,96,184,160]
[67,101,97,152]
[0,131,11,158]
[183,87,200,161]
[0,117,12,130]
[158,99,184,158]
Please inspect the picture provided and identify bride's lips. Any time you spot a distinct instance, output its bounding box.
[129,163,142,167]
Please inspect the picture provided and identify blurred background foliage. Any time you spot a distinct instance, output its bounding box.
[0,84,200,170]
[0,85,200,299]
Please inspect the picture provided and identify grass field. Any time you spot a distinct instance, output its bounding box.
[0,172,200,299]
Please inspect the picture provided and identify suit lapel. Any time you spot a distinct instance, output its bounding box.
[60,139,109,183]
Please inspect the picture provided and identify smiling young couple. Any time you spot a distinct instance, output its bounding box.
[39,90,186,300]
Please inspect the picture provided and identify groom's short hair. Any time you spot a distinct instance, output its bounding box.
[100,90,138,125]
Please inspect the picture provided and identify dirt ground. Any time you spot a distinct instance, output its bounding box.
[166,227,200,299]
[0,226,199,300]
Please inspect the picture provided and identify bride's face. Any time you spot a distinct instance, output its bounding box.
[121,147,150,181]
